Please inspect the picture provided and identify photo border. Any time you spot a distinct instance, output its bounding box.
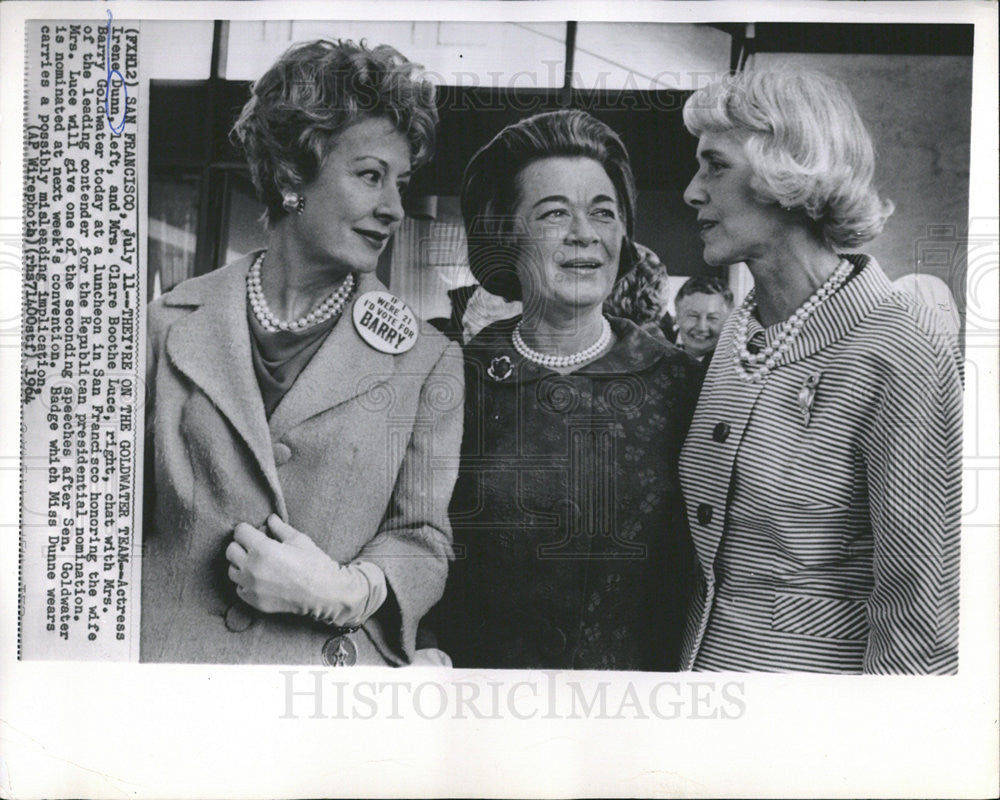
[1,2,997,798]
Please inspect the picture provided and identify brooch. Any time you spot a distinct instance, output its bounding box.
[797,372,822,425]
[487,355,513,381]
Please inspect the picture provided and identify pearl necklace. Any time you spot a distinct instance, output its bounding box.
[512,316,613,368]
[246,252,355,333]
[732,258,853,383]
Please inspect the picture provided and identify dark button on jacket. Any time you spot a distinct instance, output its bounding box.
[537,622,568,658]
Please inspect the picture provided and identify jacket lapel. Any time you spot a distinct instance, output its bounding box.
[267,271,397,440]
[163,254,285,508]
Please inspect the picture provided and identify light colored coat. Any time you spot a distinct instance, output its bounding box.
[140,254,464,665]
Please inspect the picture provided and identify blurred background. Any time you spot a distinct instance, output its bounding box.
[145,20,972,334]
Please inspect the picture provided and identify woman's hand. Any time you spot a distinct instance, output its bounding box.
[226,515,337,615]
[225,514,386,625]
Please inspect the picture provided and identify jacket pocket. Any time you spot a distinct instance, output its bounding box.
[771,592,868,641]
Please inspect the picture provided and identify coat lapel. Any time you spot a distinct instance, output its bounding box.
[267,271,398,440]
[163,254,285,508]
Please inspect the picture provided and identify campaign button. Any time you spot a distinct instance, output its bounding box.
[352,291,418,354]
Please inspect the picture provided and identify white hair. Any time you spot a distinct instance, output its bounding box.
[683,69,894,248]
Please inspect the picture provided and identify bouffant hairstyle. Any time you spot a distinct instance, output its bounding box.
[674,275,734,308]
[461,109,638,302]
[231,39,438,226]
[683,69,893,248]
[603,248,670,325]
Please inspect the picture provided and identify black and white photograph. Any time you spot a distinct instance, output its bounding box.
[2,1,998,798]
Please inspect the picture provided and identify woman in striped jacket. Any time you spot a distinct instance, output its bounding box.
[677,70,961,674]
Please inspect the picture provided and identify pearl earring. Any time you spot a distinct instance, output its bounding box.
[282,192,305,215]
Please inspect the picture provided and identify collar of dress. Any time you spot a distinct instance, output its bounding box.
[738,253,893,366]
[469,315,675,385]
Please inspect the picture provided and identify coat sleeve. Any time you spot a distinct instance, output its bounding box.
[142,298,169,533]
[861,326,962,674]
[355,339,465,661]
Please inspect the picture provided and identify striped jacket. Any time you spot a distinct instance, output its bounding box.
[678,255,961,674]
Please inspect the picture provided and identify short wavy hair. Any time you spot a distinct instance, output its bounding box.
[461,109,638,302]
[683,69,893,248]
[231,39,438,226]
[604,247,670,325]
[674,275,733,308]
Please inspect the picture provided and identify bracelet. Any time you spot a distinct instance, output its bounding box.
[307,608,362,633]
[330,622,362,635]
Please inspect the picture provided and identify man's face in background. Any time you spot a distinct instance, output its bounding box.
[676,292,731,358]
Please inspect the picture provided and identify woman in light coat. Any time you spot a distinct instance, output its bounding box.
[141,40,462,666]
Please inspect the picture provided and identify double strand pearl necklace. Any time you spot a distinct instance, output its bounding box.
[247,252,355,333]
[732,257,852,384]
[512,316,613,369]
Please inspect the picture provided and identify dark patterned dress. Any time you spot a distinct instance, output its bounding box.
[432,316,702,670]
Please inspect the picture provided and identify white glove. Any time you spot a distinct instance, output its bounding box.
[226,513,387,628]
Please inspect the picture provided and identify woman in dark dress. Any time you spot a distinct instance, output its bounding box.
[430,110,702,671]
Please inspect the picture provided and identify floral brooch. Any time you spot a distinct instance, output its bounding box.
[487,355,513,381]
